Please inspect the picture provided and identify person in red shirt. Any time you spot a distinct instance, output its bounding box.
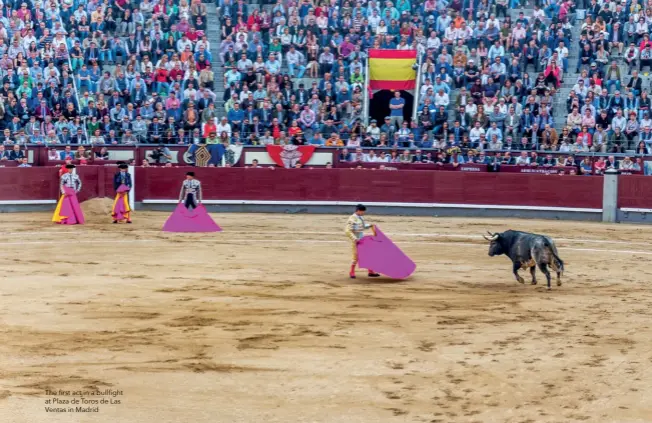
[154,66,170,94]
[247,9,262,30]
[270,119,282,140]
[287,120,301,138]
[203,119,217,138]
[186,27,199,42]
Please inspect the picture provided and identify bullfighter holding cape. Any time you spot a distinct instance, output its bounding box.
[162,172,222,233]
[346,204,417,280]
[112,164,132,224]
[345,204,380,279]
[52,164,85,225]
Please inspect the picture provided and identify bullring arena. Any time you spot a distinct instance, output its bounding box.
[2,171,652,422]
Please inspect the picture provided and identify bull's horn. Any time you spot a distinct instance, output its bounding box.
[483,232,499,241]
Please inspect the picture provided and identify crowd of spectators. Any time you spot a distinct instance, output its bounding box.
[216,0,652,163]
[0,0,214,147]
[0,0,649,175]
[336,145,645,173]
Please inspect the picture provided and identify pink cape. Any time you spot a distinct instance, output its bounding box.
[116,184,130,193]
[162,203,222,233]
[112,185,131,221]
[357,226,416,279]
[58,187,86,225]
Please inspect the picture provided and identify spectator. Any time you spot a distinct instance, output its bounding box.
[9,145,25,161]
[95,147,110,161]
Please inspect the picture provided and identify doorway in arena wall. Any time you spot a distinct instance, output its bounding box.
[369,90,414,126]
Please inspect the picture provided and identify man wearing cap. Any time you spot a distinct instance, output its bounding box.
[379,116,395,138]
[366,119,381,143]
[112,164,133,224]
[179,172,202,211]
[52,164,85,225]
[344,204,380,279]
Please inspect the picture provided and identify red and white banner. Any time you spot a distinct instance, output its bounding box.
[265,145,316,168]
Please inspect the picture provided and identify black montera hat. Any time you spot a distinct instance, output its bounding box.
[118,164,128,170]
[356,204,366,211]
[65,164,75,169]
[186,172,195,177]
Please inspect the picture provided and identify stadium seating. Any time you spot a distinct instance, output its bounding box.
[0,0,648,173]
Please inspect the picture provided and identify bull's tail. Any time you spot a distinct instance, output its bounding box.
[551,251,564,275]
[544,239,565,275]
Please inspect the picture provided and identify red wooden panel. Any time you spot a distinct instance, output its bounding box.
[135,168,604,209]
[618,176,652,209]
[0,168,58,200]
[75,167,100,203]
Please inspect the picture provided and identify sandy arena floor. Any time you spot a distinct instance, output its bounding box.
[1,200,652,423]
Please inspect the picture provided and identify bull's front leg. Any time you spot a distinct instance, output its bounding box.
[530,266,537,285]
[512,262,525,284]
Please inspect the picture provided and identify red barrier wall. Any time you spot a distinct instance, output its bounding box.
[136,167,604,209]
[0,167,59,200]
[0,167,120,202]
[618,176,652,209]
[3,167,644,212]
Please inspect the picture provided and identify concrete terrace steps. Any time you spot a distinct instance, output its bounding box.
[206,3,226,118]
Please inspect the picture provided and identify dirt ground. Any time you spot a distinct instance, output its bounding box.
[1,200,652,423]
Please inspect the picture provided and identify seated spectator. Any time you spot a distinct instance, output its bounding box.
[515,151,531,166]
[47,148,59,161]
[594,157,607,175]
[95,147,110,161]
[75,146,90,160]
[325,133,344,147]
[399,150,412,164]
[620,157,636,170]
[9,145,25,161]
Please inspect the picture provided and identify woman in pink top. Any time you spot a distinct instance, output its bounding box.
[594,156,606,175]
[165,92,182,121]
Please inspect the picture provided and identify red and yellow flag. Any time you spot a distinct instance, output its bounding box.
[368,49,417,91]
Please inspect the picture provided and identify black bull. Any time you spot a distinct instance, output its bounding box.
[484,230,565,290]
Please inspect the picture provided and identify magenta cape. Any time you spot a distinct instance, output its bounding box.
[112,184,131,221]
[162,203,222,233]
[357,226,416,279]
[54,187,85,225]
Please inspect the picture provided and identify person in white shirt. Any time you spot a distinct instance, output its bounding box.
[511,22,526,42]
[611,110,627,132]
[469,122,485,143]
[443,22,456,42]
[368,11,381,31]
[420,79,434,97]
[434,89,449,107]
[365,120,381,142]
[216,117,232,137]
[487,14,500,29]
[572,80,588,97]
[555,41,569,72]
[285,46,306,78]
[515,151,531,166]
[426,31,441,50]
[364,150,381,162]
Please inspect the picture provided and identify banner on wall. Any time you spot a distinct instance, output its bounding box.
[265,145,316,168]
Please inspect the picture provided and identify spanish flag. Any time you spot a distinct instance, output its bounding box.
[368,49,417,91]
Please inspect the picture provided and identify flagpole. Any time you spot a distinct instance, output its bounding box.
[363,57,370,126]
[412,51,423,123]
